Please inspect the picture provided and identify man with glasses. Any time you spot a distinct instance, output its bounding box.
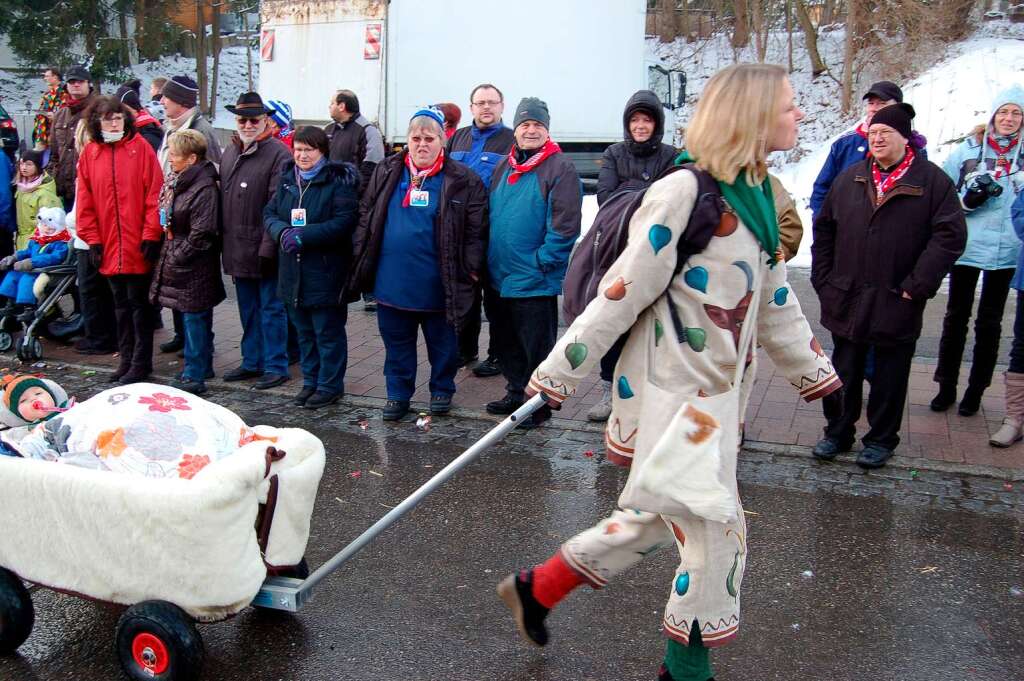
[448,83,515,373]
[153,75,224,354]
[219,91,293,390]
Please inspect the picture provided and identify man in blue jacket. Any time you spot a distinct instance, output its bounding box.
[448,83,516,375]
[485,97,581,428]
[810,81,905,219]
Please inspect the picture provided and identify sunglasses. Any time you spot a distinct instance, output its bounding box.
[237,116,264,126]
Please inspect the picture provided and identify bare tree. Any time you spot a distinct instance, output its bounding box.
[794,0,827,76]
[786,0,794,72]
[209,0,221,115]
[732,0,750,48]
[841,0,857,111]
[195,0,208,114]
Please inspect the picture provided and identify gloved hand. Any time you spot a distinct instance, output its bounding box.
[14,259,33,272]
[280,228,303,255]
[88,244,104,269]
[141,239,162,263]
[259,256,276,279]
[0,255,15,271]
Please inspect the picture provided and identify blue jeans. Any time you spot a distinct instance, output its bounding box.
[182,310,214,382]
[234,276,288,377]
[288,304,348,395]
[377,304,458,402]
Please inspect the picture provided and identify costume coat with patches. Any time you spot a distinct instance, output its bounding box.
[529,168,840,648]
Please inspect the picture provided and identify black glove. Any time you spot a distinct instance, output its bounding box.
[259,255,277,279]
[88,244,104,269]
[141,239,162,263]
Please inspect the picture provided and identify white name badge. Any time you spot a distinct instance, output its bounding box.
[409,190,429,207]
[291,208,307,227]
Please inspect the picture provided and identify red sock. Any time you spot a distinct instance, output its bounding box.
[530,552,585,609]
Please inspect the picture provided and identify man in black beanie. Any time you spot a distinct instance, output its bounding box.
[115,80,162,152]
[810,101,967,469]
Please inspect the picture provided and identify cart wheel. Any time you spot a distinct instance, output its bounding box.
[16,336,40,363]
[0,316,16,333]
[0,567,34,654]
[115,601,204,681]
[0,331,11,353]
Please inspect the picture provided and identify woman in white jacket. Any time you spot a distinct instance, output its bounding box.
[496,64,841,681]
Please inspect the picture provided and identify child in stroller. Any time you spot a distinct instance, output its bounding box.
[0,206,71,324]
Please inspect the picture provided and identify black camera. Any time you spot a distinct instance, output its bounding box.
[963,172,1003,209]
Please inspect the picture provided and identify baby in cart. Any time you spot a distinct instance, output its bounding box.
[0,206,71,324]
[0,374,72,457]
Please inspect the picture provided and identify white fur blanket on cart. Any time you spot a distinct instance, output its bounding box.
[0,384,325,621]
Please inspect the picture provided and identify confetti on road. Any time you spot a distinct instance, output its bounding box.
[349,471,362,478]
[583,450,594,457]
[801,570,814,579]
[368,470,383,477]
[916,566,940,574]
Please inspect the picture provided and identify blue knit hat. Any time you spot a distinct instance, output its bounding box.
[410,106,445,128]
[267,99,292,130]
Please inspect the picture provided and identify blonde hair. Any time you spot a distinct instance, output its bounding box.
[685,63,789,185]
[167,128,207,161]
[73,119,90,154]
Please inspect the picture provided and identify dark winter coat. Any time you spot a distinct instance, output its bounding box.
[447,122,515,190]
[596,90,677,205]
[220,135,292,279]
[149,160,226,313]
[325,114,385,193]
[136,119,163,154]
[348,152,489,333]
[264,160,360,308]
[46,91,95,203]
[811,154,967,346]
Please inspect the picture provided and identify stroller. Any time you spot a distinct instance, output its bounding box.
[0,246,80,363]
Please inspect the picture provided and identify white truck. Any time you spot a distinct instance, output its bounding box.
[258,0,685,179]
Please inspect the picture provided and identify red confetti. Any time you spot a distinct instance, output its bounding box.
[349,471,362,478]
[583,450,594,458]
[1004,483,1013,492]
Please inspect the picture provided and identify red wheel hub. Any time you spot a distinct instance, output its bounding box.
[131,632,170,675]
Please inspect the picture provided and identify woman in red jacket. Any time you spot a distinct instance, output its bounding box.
[75,96,164,384]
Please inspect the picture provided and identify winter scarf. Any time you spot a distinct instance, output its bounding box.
[32,226,71,246]
[872,146,916,203]
[678,150,779,262]
[402,150,445,207]
[506,139,561,185]
[987,133,1020,176]
[159,170,179,232]
[16,175,44,193]
[134,108,160,131]
[297,157,327,182]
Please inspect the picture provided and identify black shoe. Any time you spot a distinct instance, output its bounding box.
[383,399,410,421]
[108,364,131,383]
[430,394,453,415]
[519,404,552,430]
[658,665,675,681]
[223,366,262,382]
[458,354,479,369]
[812,436,851,461]
[175,379,207,395]
[74,342,117,356]
[496,570,549,647]
[159,336,184,353]
[473,356,501,378]
[856,444,894,469]
[958,386,983,416]
[486,394,523,415]
[930,383,957,412]
[176,368,215,381]
[16,306,37,324]
[304,391,340,409]
[254,373,289,390]
[118,368,151,385]
[293,386,317,406]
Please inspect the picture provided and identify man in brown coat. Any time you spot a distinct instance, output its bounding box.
[219,92,293,390]
[46,65,95,209]
[811,103,967,469]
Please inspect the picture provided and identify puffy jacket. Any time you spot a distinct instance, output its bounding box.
[596,90,677,205]
[150,160,226,312]
[348,152,489,332]
[136,118,163,154]
[264,161,359,308]
[488,149,581,298]
[811,155,966,345]
[14,174,62,250]
[1013,190,1024,291]
[15,238,69,268]
[942,86,1024,271]
[46,91,95,203]
[447,122,515,190]
[75,133,163,275]
[220,134,292,278]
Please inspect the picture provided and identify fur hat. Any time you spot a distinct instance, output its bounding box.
[36,206,67,234]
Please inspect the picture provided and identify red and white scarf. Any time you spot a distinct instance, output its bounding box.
[134,108,160,130]
[872,146,916,204]
[987,134,1019,176]
[402,150,445,207]
[32,227,71,246]
[506,139,561,185]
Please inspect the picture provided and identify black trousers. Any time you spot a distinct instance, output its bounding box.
[459,285,499,362]
[934,264,1014,390]
[77,253,116,349]
[599,333,629,383]
[822,334,916,450]
[489,292,558,398]
[108,274,155,373]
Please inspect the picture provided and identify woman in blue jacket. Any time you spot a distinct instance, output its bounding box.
[265,126,359,409]
[932,86,1024,416]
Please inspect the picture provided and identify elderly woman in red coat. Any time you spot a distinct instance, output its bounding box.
[75,95,164,384]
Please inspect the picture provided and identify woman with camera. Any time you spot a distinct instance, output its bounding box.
[932,87,1024,417]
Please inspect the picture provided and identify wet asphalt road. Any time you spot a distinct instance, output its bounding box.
[1,386,1022,681]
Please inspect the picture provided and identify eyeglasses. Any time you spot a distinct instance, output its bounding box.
[471,100,501,108]
[237,116,264,126]
[866,130,896,140]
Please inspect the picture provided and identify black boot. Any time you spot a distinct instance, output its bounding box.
[496,570,550,647]
[958,385,983,416]
[930,383,957,412]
